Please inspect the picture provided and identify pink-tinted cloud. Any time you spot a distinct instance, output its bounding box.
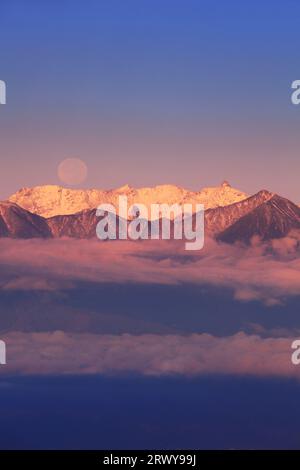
[1,331,299,377]
[0,236,300,304]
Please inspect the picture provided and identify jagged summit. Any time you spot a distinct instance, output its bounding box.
[115,184,134,193]
[254,189,274,199]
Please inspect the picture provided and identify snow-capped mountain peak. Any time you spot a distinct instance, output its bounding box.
[9,182,248,218]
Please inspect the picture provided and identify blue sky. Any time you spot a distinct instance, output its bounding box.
[0,0,300,200]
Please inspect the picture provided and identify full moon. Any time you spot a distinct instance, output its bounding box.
[57,158,88,186]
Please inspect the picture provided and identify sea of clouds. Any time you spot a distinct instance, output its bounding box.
[0,234,300,305]
[1,235,300,376]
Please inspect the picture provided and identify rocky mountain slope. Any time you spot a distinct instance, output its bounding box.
[0,201,51,238]
[218,194,300,243]
[204,190,273,235]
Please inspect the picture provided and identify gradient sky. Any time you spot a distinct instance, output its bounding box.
[0,0,300,200]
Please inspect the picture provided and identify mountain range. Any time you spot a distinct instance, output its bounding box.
[9,181,247,218]
[1,182,300,244]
